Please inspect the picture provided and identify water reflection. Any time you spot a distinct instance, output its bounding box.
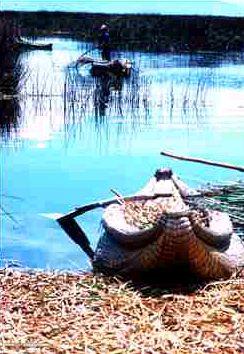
[1,38,244,269]
[188,52,244,68]
[94,74,123,118]
[0,47,24,139]
[63,62,151,136]
[0,97,20,139]
[1,39,244,145]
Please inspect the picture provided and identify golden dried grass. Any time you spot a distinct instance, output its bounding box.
[0,269,243,353]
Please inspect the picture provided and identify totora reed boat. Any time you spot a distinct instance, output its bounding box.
[58,168,244,281]
[93,168,244,280]
[77,55,132,77]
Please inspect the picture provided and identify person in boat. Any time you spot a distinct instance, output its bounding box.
[12,22,22,43]
[98,24,111,61]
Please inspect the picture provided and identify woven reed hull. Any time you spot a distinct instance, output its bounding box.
[102,203,161,248]
[190,210,233,249]
[103,205,233,251]
[94,213,236,280]
[94,169,244,280]
[77,56,131,76]
[91,65,131,77]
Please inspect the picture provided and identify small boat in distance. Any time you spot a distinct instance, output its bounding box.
[77,55,132,77]
[14,39,53,51]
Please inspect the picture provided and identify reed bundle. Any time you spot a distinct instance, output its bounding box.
[192,182,244,238]
[124,197,187,230]
[1,269,243,353]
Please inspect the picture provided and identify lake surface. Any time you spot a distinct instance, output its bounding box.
[1,37,244,270]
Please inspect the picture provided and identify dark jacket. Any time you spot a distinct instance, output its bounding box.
[98,30,110,48]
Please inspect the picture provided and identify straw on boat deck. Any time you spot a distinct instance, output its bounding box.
[1,269,243,353]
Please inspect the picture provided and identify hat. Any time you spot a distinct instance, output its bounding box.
[100,24,108,30]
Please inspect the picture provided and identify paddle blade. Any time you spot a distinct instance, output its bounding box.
[58,217,94,260]
[39,213,64,220]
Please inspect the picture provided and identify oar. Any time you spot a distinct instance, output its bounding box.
[75,46,99,69]
[161,151,244,173]
[58,217,95,259]
[79,45,99,58]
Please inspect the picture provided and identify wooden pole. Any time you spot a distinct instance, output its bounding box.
[57,192,171,259]
[57,192,172,223]
[161,151,244,173]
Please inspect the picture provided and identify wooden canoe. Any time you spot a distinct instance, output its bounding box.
[14,40,53,51]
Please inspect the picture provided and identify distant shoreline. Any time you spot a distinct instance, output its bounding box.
[2,10,244,52]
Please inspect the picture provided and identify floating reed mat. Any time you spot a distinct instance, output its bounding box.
[1,269,243,353]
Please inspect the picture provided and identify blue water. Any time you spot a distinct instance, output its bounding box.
[1,37,244,270]
[2,0,244,17]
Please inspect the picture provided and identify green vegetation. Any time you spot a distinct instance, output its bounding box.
[2,10,244,52]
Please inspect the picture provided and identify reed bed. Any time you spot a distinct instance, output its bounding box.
[1,269,243,353]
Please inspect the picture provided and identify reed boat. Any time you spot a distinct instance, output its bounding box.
[77,56,132,77]
[14,40,53,51]
[93,168,244,280]
[91,59,132,77]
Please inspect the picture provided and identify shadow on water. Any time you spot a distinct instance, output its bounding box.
[94,74,123,119]
[62,62,151,137]
[0,56,27,140]
[0,98,21,140]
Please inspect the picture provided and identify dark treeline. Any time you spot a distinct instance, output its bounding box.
[0,13,23,138]
[1,10,244,52]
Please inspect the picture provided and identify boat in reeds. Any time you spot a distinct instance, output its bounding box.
[93,168,244,280]
[13,39,53,51]
[77,56,132,77]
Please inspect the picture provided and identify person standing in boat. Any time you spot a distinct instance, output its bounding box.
[98,24,111,61]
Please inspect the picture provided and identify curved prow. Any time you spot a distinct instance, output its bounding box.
[77,55,95,65]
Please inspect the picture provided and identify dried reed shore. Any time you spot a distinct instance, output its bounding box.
[1,269,243,353]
